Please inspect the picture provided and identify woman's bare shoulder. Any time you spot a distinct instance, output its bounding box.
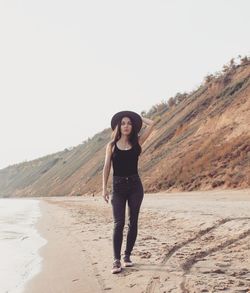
[106,140,115,153]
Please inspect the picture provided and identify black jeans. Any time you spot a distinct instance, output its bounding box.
[111,173,144,261]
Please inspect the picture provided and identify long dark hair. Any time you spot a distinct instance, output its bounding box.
[110,116,142,156]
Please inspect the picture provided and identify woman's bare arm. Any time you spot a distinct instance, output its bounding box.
[102,142,112,203]
[138,116,154,146]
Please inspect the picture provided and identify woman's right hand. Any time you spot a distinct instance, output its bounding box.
[103,188,109,203]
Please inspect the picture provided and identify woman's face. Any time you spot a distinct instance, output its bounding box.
[120,116,132,135]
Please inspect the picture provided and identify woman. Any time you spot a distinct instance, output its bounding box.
[102,110,154,274]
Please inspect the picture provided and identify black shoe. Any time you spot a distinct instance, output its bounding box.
[123,255,133,267]
[111,259,122,274]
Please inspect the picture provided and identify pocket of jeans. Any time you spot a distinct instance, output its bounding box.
[113,180,124,193]
[116,178,124,184]
[132,179,144,194]
[131,176,142,186]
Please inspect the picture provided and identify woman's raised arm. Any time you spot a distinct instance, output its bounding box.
[138,116,154,146]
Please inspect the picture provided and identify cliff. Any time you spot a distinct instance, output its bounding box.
[0,56,249,197]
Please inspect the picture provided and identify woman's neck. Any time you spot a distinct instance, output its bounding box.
[119,134,130,144]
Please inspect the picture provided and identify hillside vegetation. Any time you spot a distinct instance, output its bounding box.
[0,56,249,197]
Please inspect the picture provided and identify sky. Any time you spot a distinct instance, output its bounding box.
[0,0,249,170]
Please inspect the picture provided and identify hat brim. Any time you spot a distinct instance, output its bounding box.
[111,110,142,133]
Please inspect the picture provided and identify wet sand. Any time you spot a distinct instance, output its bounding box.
[23,189,250,293]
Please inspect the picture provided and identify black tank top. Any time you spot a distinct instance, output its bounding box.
[111,141,140,176]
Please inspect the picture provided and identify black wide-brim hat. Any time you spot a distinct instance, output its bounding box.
[111,110,142,133]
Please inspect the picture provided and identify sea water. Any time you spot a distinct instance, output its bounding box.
[0,198,47,293]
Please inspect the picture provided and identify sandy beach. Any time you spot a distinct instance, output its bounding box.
[23,189,250,293]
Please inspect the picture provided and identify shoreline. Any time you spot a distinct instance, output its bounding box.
[0,198,46,293]
[23,198,101,293]
[23,189,250,293]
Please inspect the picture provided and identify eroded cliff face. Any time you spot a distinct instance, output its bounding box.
[141,62,250,193]
[0,59,249,197]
